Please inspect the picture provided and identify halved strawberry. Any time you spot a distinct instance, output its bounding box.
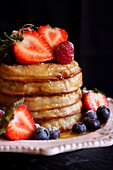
[14,30,54,64]
[5,104,36,140]
[83,92,109,112]
[38,25,68,50]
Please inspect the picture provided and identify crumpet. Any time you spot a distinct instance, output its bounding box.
[31,100,82,120]
[0,89,82,111]
[0,61,81,81]
[0,72,82,96]
[36,113,82,131]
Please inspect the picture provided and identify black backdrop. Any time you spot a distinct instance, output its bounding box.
[0,1,113,169]
[0,0,113,97]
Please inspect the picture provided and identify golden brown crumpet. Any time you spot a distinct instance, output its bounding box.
[36,113,82,131]
[31,100,82,120]
[0,72,82,96]
[0,89,82,111]
[0,61,81,82]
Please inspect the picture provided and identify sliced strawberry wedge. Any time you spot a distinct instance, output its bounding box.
[5,104,36,140]
[83,92,109,112]
[14,30,54,64]
[38,25,68,50]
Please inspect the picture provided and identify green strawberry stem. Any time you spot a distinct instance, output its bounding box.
[20,24,34,34]
[4,32,17,43]
[0,24,35,60]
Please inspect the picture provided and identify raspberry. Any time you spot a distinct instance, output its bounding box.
[54,41,74,64]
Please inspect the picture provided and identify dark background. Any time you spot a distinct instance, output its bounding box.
[0,0,113,97]
[0,0,113,169]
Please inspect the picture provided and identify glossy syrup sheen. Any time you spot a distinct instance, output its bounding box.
[59,130,90,139]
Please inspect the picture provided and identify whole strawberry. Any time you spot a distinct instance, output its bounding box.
[54,41,74,64]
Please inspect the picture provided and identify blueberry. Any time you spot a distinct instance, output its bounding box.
[32,126,50,140]
[97,105,110,120]
[72,122,87,134]
[83,117,100,130]
[83,110,97,119]
[48,127,60,139]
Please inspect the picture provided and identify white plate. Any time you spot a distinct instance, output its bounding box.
[0,98,113,156]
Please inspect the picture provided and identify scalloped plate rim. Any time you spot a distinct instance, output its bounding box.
[0,97,113,156]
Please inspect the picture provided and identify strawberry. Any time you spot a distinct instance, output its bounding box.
[38,25,68,50]
[83,91,109,112]
[5,104,36,140]
[14,30,54,64]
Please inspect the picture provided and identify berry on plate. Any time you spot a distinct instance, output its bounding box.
[83,89,109,112]
[14,30,54,64]
[48,127,60,139]
[97,105,110,120]
[72,122,87,134]
[5,104,36,140]
[32,126,50,140]
[83,117,100,130]
[38,25,68,50]
[54,41,74,64]
[83,110,98,119]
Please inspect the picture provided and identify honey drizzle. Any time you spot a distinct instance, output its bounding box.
[59,130,90,139]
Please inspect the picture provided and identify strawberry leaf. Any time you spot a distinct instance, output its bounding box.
[94,88,106,96]
[0,121,9,135]
[5,98,25,121]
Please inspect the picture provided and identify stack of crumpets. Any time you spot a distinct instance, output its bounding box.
[0,24,83,131]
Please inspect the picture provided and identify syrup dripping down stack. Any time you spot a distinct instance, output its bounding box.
[0,60,83,131]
